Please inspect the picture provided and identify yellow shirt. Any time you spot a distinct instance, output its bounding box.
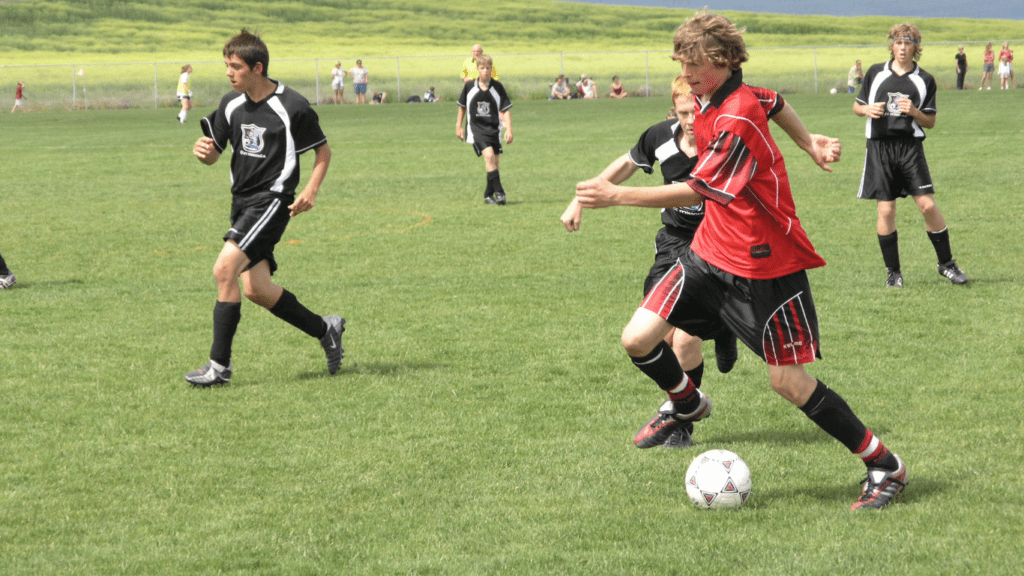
[460,57,499,82]
[176,72,191,95]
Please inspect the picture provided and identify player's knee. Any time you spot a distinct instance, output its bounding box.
[621,331,653,357]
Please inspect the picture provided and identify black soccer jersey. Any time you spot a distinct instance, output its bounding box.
[457,79,512,143]
[857,60,937,140]
[629,119,703,234]
[201,80,327,198]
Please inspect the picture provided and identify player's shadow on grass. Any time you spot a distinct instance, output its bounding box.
[701,425,892,448]
[295,360,446,380]
[6,278,84,290]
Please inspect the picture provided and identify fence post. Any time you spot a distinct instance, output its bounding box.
[560,52,564,75]
[396,57,401,102]
[813,48,818,94]
[645,51,650,98]
[72,64,77,109]
[315,59,320,105]
[154,63,158,109]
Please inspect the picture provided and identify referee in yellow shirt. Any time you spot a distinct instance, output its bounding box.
[461,44,500,82]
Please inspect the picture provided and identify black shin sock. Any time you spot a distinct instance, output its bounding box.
[927,227,953,264]
[210,301,242,367]
[269,289,326,338]
[878,231,900,272]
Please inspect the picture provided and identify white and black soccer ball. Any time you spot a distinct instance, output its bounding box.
[685,449,752,509]
[829,87,838,94]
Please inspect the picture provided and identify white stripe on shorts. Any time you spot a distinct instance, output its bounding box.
[238,199,281,251]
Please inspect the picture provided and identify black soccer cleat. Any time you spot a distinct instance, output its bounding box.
[938,260,968,285]
[633,391,712,448]
[185,360,232,387]
[493,191,507,205]
[886,269,903,288]
[851,455,907,510]
[320,315,346,375]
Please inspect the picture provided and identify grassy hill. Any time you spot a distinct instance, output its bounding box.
[1,0,1021,64]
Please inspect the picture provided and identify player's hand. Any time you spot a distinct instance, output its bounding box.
[504,128,514,145]
[896,97,916,116]
[456,126,465,141]
[289,189,316,216]
[193,137,220,164]
[865,102,886,119]
[560,199,582,232]
[808,134,841,172]
[575,177,619,209]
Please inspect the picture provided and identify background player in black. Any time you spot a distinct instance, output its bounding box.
[0,251,14,289]
[186,28,343,386]
[456,55,513,205]
[854,23,968,288]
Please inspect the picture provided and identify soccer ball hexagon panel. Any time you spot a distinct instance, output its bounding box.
[685,449,752,510]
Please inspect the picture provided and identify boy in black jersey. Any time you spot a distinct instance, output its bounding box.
[186,29,343,386]
[854,23,968,288]
[456,55,513,205]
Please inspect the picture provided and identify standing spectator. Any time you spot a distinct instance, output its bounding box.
[847,60,863,93]
[455,54,513,206]
[186,28,342,386]
[854,23,968,288]
[460,44,500,83]
[551,74,571,100]
[609,75,628,98]
[979,43,995,90]
[176,65,193,123]
[954,46,968,89]
[11,81,25,113]
[0,251,15,289]
[330,61,348,104]
[998,42,1013,89]
[576,74,597,99]
[350,59,369,104]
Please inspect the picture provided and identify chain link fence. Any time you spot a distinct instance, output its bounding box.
[1,41,1016,111]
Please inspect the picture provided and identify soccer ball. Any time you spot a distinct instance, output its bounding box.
[685,449,752,509]
[829,87,838,94]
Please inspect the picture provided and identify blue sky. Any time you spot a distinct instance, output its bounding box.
[560,0,1022,20]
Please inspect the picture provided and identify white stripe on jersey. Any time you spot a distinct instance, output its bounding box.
[267,93,296,194]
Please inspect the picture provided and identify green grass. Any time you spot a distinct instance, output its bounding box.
[1,90,1023,574]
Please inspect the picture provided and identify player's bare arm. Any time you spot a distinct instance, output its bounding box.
[771,102,841,172]
[289,143,331,217]
[193,136,221,165]
[853,101,885,119]
[896,98,935,129]
[455,107,466,141]
[501,111,513,144]
[561,154,641,231]
[576,178,701,209]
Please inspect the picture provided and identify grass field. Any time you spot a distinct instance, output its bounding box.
[1,89,1023,574]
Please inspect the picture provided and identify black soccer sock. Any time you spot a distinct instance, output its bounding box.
[488,169,504,194]
[269,289,327,339]
[878,231,901,272]
[800,380,898,471]
[484,174,494,198]
[684,361,705,389]
[630,341,698,409]
[0,252,9,275]
[210,301,242,367]
[927,227,954,264]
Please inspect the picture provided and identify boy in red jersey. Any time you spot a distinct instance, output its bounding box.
[575,11,906,510]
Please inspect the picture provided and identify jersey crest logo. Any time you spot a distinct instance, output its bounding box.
[475,101,491,116]
[885,92,909,116]
[241,124,267,153]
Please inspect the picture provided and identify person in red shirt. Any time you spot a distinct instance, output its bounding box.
[575,11,906,511]
[11,81,25,113]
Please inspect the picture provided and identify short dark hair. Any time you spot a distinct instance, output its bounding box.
[224,28,269,77]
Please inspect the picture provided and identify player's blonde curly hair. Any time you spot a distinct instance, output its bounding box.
[671,75,692,100]
[672,11,748,70]
[888,23,923,61]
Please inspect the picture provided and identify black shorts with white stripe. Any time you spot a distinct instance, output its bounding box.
[224,193,291,274]
[858,138,935,201]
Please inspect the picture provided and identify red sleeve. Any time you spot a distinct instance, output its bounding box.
[688,130,756,206]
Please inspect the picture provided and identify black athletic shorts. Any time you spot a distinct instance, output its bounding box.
[641,250,822,365]
[224,194,291,275]
[858,138,935,201]
[470,128,503,157]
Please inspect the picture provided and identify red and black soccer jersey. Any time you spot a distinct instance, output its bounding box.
[201,80,327,198]
[630,88,783,236]
[457,79,512,144]
[856,60,937,140]
[687,70,826,280]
